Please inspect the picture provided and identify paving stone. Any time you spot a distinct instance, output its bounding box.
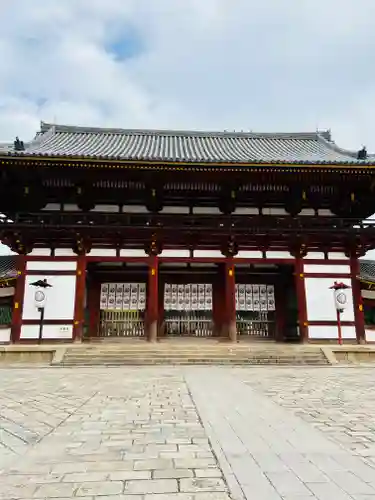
[152,468,194,478]
[194,468,223,477]
[124,478,178,493]
[266,471,312,496]
[2,366,375,500]
[143,494,232,500]
[306,481,353,499]
[180,477,227,492]
[76,481,124,496]
[134,458,174,470]
[328,470,375,495]
[109,470,151,480]
[33,481,79,497]
[62,471,109,482]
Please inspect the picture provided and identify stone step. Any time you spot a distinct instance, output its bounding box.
[63,352,326,359]
[62,349,326,356]
[62,357,327,365]
[61,359,328,366]
[64,346,324,352]
[61,344,329,366]
[61,354,328,366]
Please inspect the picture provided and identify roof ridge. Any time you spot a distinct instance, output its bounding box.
[39,122,323,140]
[317,133,375,160]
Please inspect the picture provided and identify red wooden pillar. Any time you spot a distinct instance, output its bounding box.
[11,255,27,343]
[225,258,237,342]
[350,256,365,344]
[147,255,159,342]
[294,257,308,342]
[73,255,87,342]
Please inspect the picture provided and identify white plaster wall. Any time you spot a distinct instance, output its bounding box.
[89,249,116,257]
[0,328,11,343]
[234,207,259,215]
[305,277,354,322]
[28,248,52,256]
[266,251,293,259]
[192,207,221,214]
[262,208,288,215]
[303,264,351,275]
[20,324,73,340]
[193,250,223,258]
[55,248,76,257]
[299,208,315,216]
[235,251,263,259]
[303,252,325,260]
[26,261,77,271]
[160,249,190,257]
[22,275,76,321]
[308,325,356,340]
[120,249,147,257]
[317,209,334,216]
[365,329,375,342]
[160,206,189,214]
[328,252,349,260]
[91,205,119,212]
[42,203,60,211]
[63,204,79,211]
[122,205,148,213]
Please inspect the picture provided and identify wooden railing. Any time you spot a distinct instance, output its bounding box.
[99,310,145,337]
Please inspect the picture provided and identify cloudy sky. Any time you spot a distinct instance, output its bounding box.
[1,0,375,255]
[1,0,375,150]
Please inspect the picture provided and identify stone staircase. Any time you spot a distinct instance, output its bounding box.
[59,341,330,366]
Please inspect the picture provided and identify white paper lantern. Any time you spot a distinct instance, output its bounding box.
[333,289,349,311]
[34,288,47,309]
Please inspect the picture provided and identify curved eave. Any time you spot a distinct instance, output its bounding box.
[1,153,375,171]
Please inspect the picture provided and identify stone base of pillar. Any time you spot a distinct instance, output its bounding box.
[228,320,237,342]
[148,320,158,342]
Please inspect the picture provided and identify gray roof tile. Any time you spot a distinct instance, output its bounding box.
[1,122,374,165]
[359,260,375,283]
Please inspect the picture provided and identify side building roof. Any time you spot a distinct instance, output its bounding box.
[0,256,17,286]
[359,260,375,285]
[0,122,374,165]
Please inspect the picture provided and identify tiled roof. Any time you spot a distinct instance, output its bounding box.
[0,256,17,282]
[359,260,375,283]
[1,122,375,165]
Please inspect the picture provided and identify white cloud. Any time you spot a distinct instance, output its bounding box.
[1,0,375,255]
[1,0,375,150]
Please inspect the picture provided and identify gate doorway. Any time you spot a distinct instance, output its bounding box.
[85,262,148,339]
[160,265,215,337]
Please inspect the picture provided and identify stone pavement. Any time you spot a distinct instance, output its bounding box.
[0,367,374,499]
